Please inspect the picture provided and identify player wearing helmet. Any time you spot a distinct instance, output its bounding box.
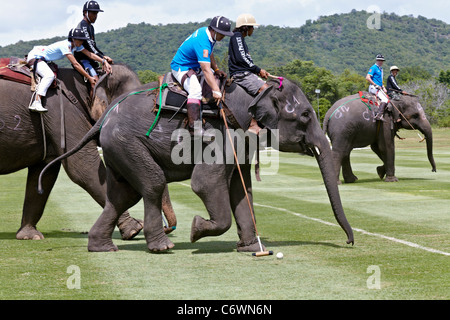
[75,1,113,89]
[366,54,390,121]
[228,14,269,134]
[26,28,112,112]
[171,16,233,136]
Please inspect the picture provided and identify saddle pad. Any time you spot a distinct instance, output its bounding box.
[0,57,31,85]
[359,91,378,106]
[156,72,221,117]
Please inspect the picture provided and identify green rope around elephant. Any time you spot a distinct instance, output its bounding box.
[99,83,169,137]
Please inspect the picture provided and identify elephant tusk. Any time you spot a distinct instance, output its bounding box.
[314,146,321,156]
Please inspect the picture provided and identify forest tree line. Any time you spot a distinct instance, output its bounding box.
[1,10,449,125]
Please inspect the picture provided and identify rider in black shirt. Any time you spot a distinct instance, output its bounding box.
[386,66,406,98]
[74,1,113,91]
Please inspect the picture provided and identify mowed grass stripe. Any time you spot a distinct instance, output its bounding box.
[254,147,449,252]
[1,128,449,300]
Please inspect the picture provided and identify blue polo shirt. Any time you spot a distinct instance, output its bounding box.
[367,63,384,86]
[170,27,216,72]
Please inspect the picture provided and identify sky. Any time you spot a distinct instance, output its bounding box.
[0,0,449,47]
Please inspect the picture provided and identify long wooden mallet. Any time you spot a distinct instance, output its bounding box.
[217,96,272,257]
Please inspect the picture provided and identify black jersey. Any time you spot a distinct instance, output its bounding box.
[74,19,104,64]
[228,31,261,77]
[386,74,402,92]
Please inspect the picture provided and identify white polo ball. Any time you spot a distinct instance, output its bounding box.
[276,252,284,259]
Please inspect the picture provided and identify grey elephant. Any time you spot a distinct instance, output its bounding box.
[0,64,167,240]
[39,78,354,252]
[323,92,436,184]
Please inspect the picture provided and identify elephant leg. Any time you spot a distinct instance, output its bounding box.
[16,162,61,240]
[229,164,262,252]
[61,143,143,240]
[381,120,398,182]
[143,187,175,252]
[371,143,386,180]
[341,153,358,183]
[88,168,141,252]
[190,164,232,243]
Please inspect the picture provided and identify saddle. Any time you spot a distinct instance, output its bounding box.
[358,91,378,109]
[0,57,31,85]
[0,56,58,89]
[155,72,226,118]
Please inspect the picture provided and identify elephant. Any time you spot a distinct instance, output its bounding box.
[0,64,174,240]
[323,92,436,184]
[39,77,354,253]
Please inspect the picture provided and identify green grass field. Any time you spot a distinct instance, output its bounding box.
[0,128,449,300]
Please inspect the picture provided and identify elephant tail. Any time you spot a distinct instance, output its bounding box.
[38,123,101,194]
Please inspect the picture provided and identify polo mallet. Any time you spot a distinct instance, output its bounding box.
[217,96,272,257]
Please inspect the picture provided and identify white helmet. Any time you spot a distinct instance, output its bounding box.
[236,14,260,28]
[390,66,400,72]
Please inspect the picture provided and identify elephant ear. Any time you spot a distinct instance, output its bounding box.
[90,73,110,122]
[248,85,278,130]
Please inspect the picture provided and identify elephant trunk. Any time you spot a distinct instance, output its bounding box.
[312,134,354,245]
[420,123,436,172]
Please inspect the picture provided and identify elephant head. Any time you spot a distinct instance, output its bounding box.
[391,95,436,172]
[91,64,142,121]
[248,78,354,244]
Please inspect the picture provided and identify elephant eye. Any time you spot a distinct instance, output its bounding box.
[301,111,309,118]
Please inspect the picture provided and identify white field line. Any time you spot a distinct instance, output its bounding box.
[175,182,449,256]
[254,203,450,257]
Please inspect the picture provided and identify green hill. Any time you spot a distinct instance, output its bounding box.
[1,10,448,76]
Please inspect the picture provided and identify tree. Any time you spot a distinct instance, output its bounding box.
[438,70,450,86]
[137,70,160,84]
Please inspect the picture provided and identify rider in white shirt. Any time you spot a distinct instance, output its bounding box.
[26,28,112,112]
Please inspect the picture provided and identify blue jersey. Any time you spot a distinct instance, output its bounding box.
[171,27,215,72]
[367,63,384,86]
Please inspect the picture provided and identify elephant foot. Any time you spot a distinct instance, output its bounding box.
[190,215,207,243]
[87,238,118,252]
[237,238,265,253]
[16,226,44,240]
[117,214,143,240]
[190,215,230,243]
[384,175,399,182]
[377,166,386,180]
[147,233,174,252]
[343,175,358,183]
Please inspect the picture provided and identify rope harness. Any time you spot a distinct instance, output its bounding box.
[99,83,168,136]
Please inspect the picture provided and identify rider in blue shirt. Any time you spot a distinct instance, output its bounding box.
[171,16,233,136]
[366,54,389,121]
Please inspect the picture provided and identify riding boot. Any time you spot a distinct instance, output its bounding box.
[375,102,387,121]
[186,102,214,140]
[186,102,201,133]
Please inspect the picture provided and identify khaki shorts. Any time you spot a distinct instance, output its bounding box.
[232,72,266,96]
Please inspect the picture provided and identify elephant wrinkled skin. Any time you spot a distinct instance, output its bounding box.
[0,65,155,240]
[323,93,436,184]
[40,78,354,253]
